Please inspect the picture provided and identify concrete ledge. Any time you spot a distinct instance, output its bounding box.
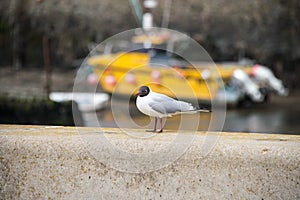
[0,125,299,199]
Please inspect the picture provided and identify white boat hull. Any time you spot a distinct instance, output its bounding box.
[50,92,109,112]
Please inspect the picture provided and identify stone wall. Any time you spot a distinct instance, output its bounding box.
[0,125,299,199]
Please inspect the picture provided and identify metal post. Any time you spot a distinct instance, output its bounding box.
[43,35,51,99]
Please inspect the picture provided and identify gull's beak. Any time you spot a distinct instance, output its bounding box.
[136,92,140,97]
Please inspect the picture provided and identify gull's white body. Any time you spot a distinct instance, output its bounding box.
[136,90,195,119]
[136,92,167,118]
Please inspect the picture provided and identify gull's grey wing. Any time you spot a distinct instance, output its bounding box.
[148,94,182,114]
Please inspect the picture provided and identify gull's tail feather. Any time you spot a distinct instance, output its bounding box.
[194,105,212,113]
[177,101,211,114]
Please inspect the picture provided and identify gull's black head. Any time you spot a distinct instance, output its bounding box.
[137,86,150,97]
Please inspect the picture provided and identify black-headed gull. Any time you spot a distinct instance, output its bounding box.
[136,86,211,132]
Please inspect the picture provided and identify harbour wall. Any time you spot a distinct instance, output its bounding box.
[0,125,299,199]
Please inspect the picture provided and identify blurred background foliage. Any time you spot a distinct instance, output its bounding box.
[0,0,299,88]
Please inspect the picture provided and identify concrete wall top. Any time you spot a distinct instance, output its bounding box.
[0,125,299,199]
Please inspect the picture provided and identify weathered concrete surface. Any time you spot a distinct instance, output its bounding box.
[0,125,299,199]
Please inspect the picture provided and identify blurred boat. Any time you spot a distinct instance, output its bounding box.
[49,92,109,112]
[87,30,260,105]
[88,34,212,103]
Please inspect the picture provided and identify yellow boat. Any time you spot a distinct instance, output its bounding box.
[87,31,254,104]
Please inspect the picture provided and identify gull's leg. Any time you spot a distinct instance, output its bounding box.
[157,118,164,133]
[146,117,157,132]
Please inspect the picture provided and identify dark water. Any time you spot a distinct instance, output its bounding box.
[83,92,300,134]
